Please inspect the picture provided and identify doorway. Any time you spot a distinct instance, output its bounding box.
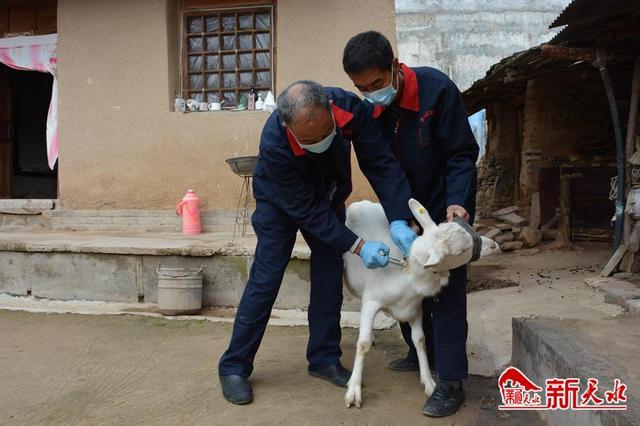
[0,0,58,199]
[0,63,56,199]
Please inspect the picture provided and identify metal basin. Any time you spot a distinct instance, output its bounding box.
[226,155,258,177]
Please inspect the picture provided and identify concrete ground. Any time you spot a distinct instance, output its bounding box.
[566,315,640,386]
[513,315,640,425]
[558,315,640,389]
[0,310,543,426]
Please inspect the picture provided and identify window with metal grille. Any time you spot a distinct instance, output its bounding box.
[182,6,274,107]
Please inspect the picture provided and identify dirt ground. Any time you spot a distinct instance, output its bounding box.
[0,242,622,425]
[466,242,623,376]
[0,310,543,426]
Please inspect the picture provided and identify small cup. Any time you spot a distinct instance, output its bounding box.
[186,99,200,112]
[208,102,221,111]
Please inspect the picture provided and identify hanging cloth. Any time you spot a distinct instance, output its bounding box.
[0,34,58,169]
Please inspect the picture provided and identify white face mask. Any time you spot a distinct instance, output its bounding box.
[289,113,336,154]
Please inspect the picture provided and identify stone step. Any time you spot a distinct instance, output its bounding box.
[1,208,252,233]
[0,231,361,312]
[43,209,238,219]
[512,316,639,425]
[0,200,55,231]
[0,199,55,214]
[0,212,46,231]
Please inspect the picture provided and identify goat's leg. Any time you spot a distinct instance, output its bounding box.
[409,315,436,396]
[345,300,379,408]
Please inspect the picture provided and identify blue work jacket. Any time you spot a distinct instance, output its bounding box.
[370,64,479,223]
[252,87,413,253]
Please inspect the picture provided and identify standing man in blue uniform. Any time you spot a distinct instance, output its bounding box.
[343,31,479,418]
[218,80,418,405]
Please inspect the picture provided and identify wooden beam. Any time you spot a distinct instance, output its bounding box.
[183,0,274,10]
[540,44,597,62]
[551,176,573,249]
[601,243,628,277]
[551,174,582,251]
[620,222,640,272]
[623,57,640,245]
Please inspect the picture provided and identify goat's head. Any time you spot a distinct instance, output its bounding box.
[407,198,500,273]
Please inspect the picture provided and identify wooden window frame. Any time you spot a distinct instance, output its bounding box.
[180,3,275,107]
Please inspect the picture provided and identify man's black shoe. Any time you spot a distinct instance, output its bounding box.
[308,363,351,388]
[422,380,465,418]
[219,374,253,405]
[388,356,420,372]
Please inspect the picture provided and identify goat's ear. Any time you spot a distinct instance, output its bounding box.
[409,198,436,231]
[423,252,443,269]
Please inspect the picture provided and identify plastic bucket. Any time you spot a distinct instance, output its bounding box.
[156,264,205,315]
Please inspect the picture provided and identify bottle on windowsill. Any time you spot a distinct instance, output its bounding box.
[248,86,256,111]
[255,94,264,110]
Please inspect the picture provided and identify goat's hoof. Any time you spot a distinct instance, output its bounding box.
[345,386,362,408]
[423,384,435,396]
[421,377,436,396]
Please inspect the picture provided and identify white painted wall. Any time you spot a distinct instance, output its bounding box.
[395,0,571,90]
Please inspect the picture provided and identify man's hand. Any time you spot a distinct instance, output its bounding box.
[446,205,470,222]
[389,220,417,257]
[356,240,390,269]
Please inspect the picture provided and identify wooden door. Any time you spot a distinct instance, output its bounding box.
[0,65,11,198]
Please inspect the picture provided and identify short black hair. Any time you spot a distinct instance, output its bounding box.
[342,31,394,75]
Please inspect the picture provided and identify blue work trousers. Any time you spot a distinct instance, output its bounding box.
[218,202,344,377]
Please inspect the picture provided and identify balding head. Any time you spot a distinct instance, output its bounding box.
[277,80,334,146]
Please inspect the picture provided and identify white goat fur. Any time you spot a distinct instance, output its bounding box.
[343,199,500,408]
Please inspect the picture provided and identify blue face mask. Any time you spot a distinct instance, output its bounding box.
[299,125,336,154]
[363,66,398,106]
[291,113,336,154]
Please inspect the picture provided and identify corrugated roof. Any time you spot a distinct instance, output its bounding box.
[551,11,640,44]
[550,0,638,28]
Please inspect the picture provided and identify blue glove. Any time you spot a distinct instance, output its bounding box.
[390,220,417,256]
[358,241,390,269]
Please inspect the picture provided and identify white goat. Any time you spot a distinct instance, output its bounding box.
[343,198,500,408]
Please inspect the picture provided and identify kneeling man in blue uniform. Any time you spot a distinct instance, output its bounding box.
[218,80,418,405]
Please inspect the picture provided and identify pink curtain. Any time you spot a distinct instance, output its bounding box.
[0,34,58,169]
